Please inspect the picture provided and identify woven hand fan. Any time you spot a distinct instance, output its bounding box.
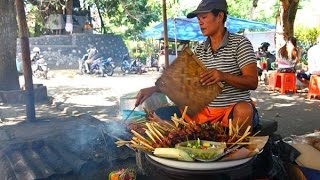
[155,48,224,117]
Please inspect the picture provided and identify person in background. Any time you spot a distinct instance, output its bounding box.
[135,0,259,134]
[159,42,165,56]
[84,46,99,73]
[297,36,320,86]
[256,42,276,71]
[276,37,300,73]
[146,52,153,68]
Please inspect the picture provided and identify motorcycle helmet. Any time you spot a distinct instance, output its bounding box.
[32,47,40,53]
[260,42,270,52]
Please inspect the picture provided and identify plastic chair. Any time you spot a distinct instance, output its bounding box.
[307,75,320,99]
[274,73,296,94]
[267,71,277,90]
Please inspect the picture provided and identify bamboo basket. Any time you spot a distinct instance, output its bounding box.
[155,48,223,117]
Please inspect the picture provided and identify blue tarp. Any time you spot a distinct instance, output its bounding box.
[140,17,276,41]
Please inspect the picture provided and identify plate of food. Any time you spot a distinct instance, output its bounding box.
[145,138,262,170]
[146,153,254,170]
[175,139,226,161]
[114,108,269,171]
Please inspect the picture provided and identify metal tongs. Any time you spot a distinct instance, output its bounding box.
[123,105,138,122]
[194,144,243,162]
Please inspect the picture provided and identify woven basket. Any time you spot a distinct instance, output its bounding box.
[155,48,223,117]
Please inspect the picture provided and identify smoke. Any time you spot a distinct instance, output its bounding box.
[101,120,131,140]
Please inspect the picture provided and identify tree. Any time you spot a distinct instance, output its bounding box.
[275,0,300,50]
[92,0,162,39]
[0,0,20,91]
[25,0,162,39]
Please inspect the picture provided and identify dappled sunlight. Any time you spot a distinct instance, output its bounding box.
[56,102,120,121]
[252,83,320,137]
[0,118,25,126]
[306,99,320,103]
[273,102,298,107]
[65,95,117,106]
[0,106,11,110]
[272,95,297,101]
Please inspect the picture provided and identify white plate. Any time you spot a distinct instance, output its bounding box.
[147,154,254,171]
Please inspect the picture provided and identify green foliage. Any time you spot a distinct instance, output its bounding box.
[295,26,320,45]
[124,38,159,63]
[226,0,278,24]
[86,0,162,40]
[227,0,252,19]
[294,26,320,64]
[27,5,46,37]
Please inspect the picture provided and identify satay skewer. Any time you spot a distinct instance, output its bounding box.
[150,123,164,138]
[131,130,153,145]
[143,129,157,144]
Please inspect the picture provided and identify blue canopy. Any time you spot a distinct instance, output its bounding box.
[140,17,275,41]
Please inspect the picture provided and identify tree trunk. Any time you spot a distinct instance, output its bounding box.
[249,0,259,20]
[96,6,106,34]
[16,0,36,121]
[275,0,300,50]
[0,0,20,91]
[65,0,73,34]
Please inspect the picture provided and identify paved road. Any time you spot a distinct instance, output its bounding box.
[18,69,320,138]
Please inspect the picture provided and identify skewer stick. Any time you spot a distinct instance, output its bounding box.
[130,139,139,145]
[173,113,178,119]
[236,120,239,136]
[229,119,232,137]
[133,117,147,122]
[145,130,157,143]
[171,116,180,127]
[163,121,177,129]
[132,136,155,151]
[146,123,162,142]
[150,123,164,138]
[130,144,154,152]
[238,117,249,132]
[115,140,131,146]
[152,122,167,133]
[174,116,188,126]
[131,130,153,145]
[153,122,166,130]
[226,142,253,145]
[251,130,261,137]
[181,106,188,120]
[229,126,251,148]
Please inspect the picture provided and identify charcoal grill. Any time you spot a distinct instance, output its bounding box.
[144,154,255,180]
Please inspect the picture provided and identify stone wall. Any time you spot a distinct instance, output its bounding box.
[0,84,48,104]
[17,33,128,69]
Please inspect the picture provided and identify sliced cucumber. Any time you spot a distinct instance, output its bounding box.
[153,148,194,162]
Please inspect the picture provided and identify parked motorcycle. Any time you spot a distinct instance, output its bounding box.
[120,54,144,74]
[80,56,115,77]
[31,47,49,79]
[100,57,115,76]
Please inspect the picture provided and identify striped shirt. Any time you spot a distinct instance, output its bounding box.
[194,30,256,107]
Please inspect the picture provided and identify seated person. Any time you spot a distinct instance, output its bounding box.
[146,53,153,68]
[256,42,276,71]
[135,0,259,135]
[84,47,99,73]
[297,36,320,86]
[276,37,300,73]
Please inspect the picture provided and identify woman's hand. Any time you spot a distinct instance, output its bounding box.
[200,68,225,85]
[135,86,158,106]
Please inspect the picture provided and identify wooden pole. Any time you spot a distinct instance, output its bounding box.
[174,18,179,57]
[162,0,169,68]
[15,0,36,122]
